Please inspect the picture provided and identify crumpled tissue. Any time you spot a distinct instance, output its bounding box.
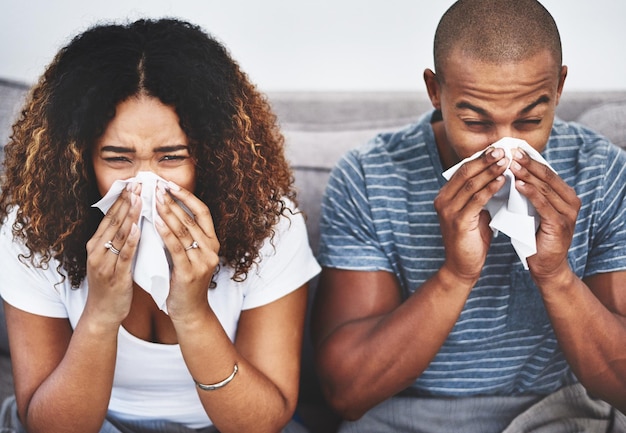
[441,137,556,269]
[92,171,171,312]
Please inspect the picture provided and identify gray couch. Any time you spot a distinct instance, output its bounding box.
[1,77,626,432]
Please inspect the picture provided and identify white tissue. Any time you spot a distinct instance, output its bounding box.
[92,171,171,312]
[442,137,556,269]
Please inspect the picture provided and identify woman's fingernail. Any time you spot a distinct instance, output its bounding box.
[130,222,138,236]
[515,149,525,159]
[156,188,165,205]
[154,214,165,228]
[157,180,168,191]
[167,181,181,191]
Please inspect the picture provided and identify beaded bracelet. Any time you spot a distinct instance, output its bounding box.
[194,364,239,391]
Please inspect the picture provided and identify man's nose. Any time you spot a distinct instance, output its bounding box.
[491,126,519,143]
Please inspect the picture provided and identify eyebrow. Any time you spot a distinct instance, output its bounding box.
[100,145,134,154]
[100,144,190,153]
[455,101,488,116]
[520,95,551,114]
[455,95,552,116]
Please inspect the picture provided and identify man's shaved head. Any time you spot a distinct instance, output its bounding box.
[434,0,562,81]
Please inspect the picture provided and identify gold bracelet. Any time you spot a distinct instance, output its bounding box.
[194,363,238,391]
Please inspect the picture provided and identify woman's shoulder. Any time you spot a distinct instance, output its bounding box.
[236,196,319,309]
[1,206,30,257]
[266,197,309,250]
[0,207,72,315]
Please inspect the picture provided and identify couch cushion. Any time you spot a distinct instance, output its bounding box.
[576,101,626,149]
[285,127,407,254]
[0,79,29,152]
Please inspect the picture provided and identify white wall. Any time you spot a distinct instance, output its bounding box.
[1,0,624,92]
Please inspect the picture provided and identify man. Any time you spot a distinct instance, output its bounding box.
[312,0,626,431]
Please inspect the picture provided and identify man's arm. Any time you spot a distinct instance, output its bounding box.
[311,267,475,420]
[540,271,626,412]
[512,147,626,412]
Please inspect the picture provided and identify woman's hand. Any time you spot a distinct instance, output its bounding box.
[154,181,221,321]
[85,184,142,329]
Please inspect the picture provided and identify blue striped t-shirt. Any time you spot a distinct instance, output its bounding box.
[318,110,626,397]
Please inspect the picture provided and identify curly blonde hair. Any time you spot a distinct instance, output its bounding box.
[0,19,296,288]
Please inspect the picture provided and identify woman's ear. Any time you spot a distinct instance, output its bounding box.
[423,68,442,110]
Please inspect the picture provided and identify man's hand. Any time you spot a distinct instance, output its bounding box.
[510,148,581,284]
[434,147,508,283]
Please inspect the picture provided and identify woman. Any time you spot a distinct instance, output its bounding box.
[0,19,320,433]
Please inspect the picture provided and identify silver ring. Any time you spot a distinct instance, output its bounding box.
[185,240,199,251]
[104,240,121,255]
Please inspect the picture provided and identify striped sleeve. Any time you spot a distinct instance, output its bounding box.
[318,149,393,272]
[586,143,626,275]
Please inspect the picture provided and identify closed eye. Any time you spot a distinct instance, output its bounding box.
[104,156,131,163]
[464,120,493,131]
[160,155,189,163]
[514,119,542,130]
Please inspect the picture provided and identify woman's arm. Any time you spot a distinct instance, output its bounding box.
[6,303,119,433]
[155,182,311,432]
[173,286,308,433]
[7,187,142,433]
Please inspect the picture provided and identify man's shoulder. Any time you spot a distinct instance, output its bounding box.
[551,117,614,146]
[547,118,626,203]
[550,117,624,161]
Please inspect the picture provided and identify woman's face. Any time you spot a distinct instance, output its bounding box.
[92,95,196,196]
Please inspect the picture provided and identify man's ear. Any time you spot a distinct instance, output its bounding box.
[423,68,442,110]
[555,65,568,105]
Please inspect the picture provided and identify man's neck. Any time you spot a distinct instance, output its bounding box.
[430,113,457,170]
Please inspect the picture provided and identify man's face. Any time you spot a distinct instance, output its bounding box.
[427,48,567,168]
